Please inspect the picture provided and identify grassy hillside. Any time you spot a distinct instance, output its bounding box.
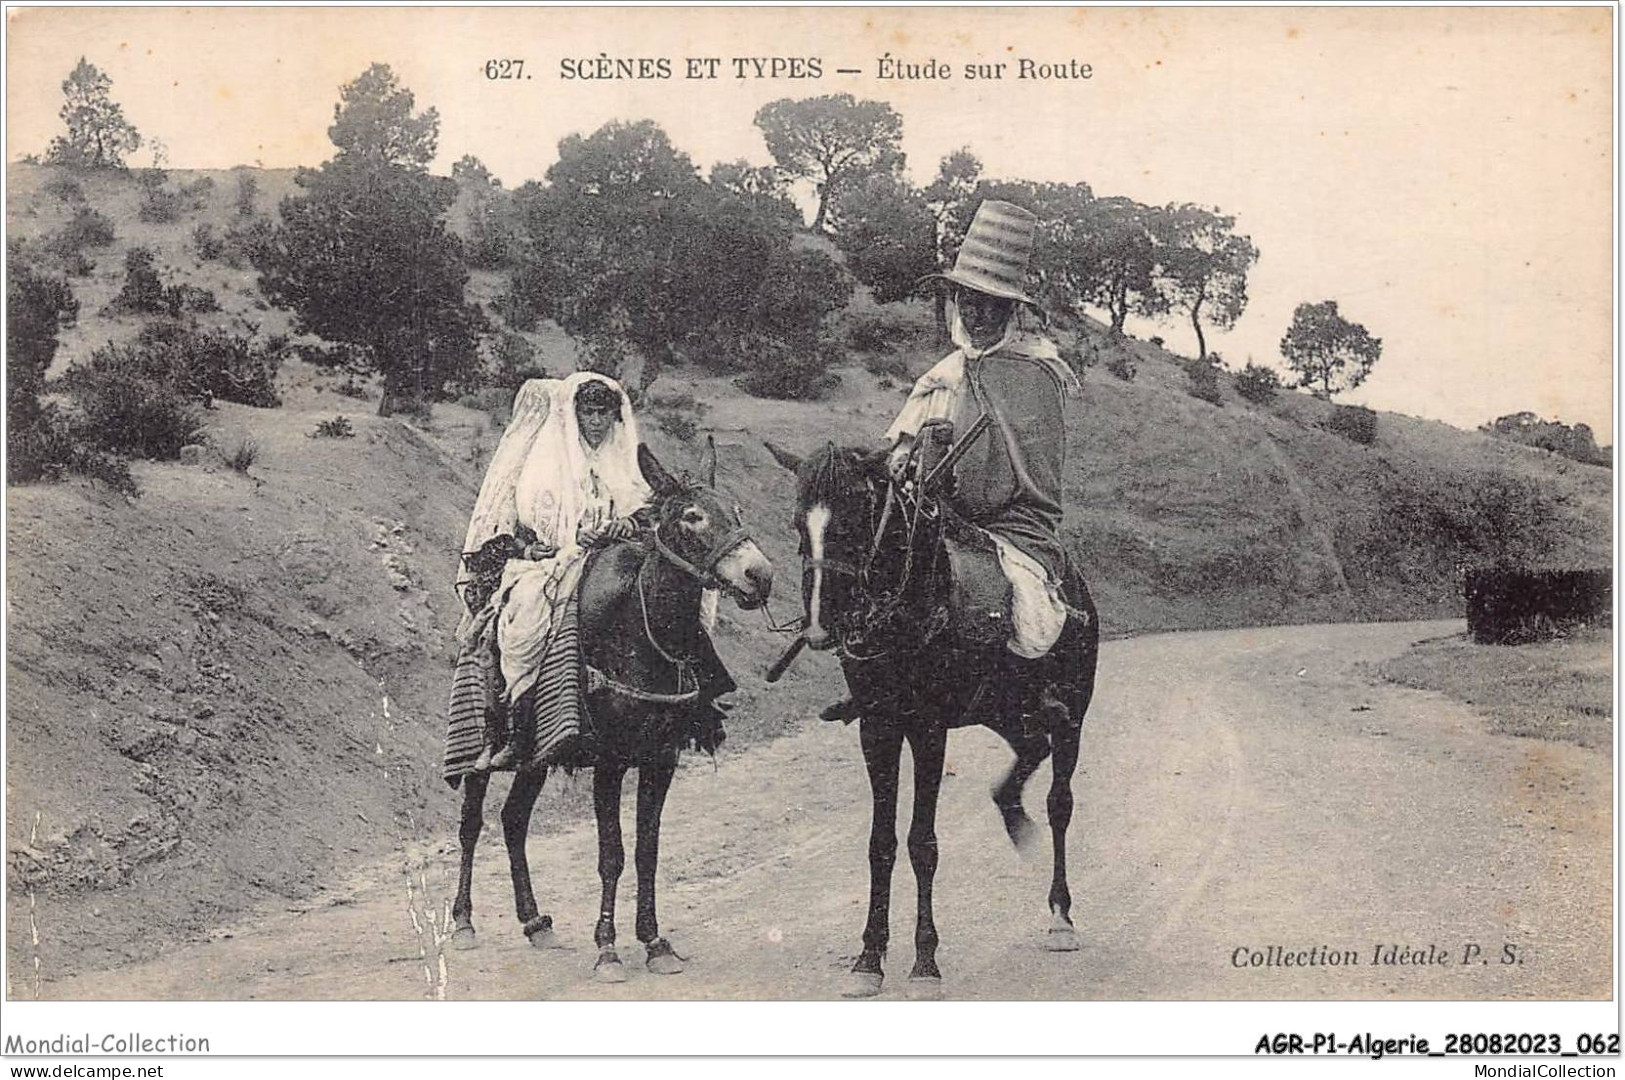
[4,163,1612,985]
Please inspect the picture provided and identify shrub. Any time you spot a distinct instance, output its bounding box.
[862,352,909,379]
[299,341,371,373]
[106,247,167,314]
[222,216,273,268]
[167,283,220,314]
[64,366,205,460]
[234,172,258,217]
[1327,404,1378,445]
[193,223,224,261]
[1235,362,1281,404]
[182,176,215,206]
[1105,352,1137,381]
[1185,361,1223,406]
[224,436,259,473]
[653,410,699,441]
[74,323,282,409]
[843,309,922,355]
[44,176,85,203]
[312,415,355,439]
[137,184,187,223]
[486,330,544,388]
[56,207,116,250]
[334,376,371,399]
[736,345,841,400]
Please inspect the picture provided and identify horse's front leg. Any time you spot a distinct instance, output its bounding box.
[635,752,683,975]
[1044,721,1083,952]
[592,765,629,982]
[904,724,948,995]
[449,772,489,950]
[845,720,903,998]
[501,768,557,946]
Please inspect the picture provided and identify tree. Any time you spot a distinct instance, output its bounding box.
[753,95,904,232]
[1481,411,1608,466]
[45,58,141,169]
[709,160,800,227]
[255,66,484,415]
[1279,300,1382,398]
[827,172,937,304]
[505,120,849,394]
[327,63,438,170]
[1054,195,1166,334]
[1155,204,1259,360]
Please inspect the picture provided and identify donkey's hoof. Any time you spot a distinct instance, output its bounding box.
[449,926,478,951]
[840,970,884,999]
[523,916,561,949]
[595,949,628,983]
[645,938,686,975]
[906,974,944,1000]
[1044,913,1081,952]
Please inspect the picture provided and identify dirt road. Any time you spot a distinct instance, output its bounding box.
[38,620,1612,1001]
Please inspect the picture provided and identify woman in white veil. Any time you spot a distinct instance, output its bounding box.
[454,372,652,769]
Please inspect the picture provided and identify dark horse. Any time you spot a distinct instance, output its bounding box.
[768,436,1099,998]
[448,443,773,981]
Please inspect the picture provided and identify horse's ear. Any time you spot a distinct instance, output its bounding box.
[700,434,718,489]
[764,441,802,474]
[638,443,680,496]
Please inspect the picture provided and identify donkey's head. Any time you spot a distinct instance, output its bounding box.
[639,440,773,610]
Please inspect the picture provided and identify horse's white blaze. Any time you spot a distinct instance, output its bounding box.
[805,503,832,644]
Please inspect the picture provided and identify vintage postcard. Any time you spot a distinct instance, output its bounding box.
[1,3,1615,1063]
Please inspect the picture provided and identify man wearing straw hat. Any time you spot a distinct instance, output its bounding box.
[842,199,1079,718]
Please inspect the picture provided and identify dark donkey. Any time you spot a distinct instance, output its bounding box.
[767,437,1099,998]
[449,442,773,981]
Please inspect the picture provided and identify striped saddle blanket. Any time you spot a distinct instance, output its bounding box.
[441,596,585,787]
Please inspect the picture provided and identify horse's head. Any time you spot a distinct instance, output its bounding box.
[638,441,773,610]
[766,440,890,651]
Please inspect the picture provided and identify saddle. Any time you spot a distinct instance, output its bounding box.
[939,515,1013,650]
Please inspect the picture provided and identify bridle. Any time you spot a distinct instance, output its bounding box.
[649,489,752,591]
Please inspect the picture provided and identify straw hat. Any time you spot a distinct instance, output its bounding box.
[926,199,1039,306]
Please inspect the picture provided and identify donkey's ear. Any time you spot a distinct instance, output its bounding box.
[638,443,680,496]
[699,434,718,489]
[764,441,802,474]
[859,447,892,482]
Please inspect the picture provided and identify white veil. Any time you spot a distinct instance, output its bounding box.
[457,373,651,593]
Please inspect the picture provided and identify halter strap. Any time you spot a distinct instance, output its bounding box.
[653,524,749,587]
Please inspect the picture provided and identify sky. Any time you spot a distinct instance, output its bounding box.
[6,6,1615,440]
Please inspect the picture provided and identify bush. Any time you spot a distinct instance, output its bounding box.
[646,390,708,443]
[736,346,841,400]
[64,366,205,460]
[167,283,220,314]
[182,176,215,206]
[1328,404,1378,445]
[193,223,224,261]
[44,176,85,203]
[55,207,116,250]
[137,184,187,224]
[73,323,282,409]
[486,330,544,388]
[1235,362,1281,404]
[1185,361,1223,406]
[334,376,371,399]
[235,172,258,217]
[224,436,259,473]
[312,415,356,439]
[298,341,371,372]
[1105,352,1137,381]
[862,352,909,379]
[843,309,922,355]
[222,216,273,268]
[106,247,167,314]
